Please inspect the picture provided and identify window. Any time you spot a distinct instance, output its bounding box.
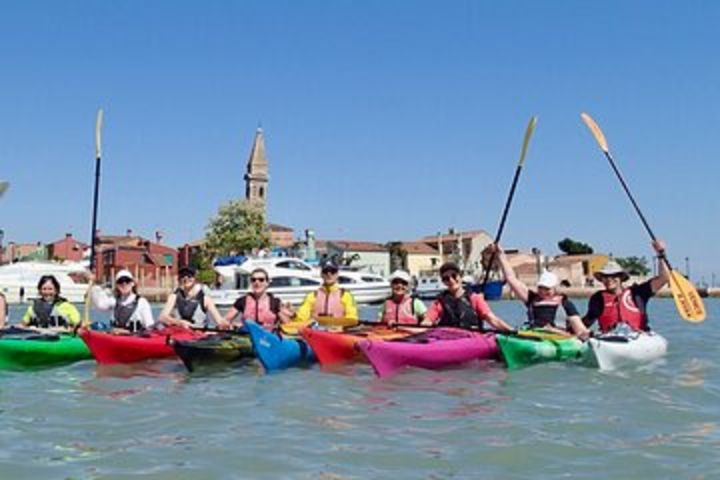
[276,260,312,271]
[361,276,382,283]
[270,277,292,288]
[259,186,265,198]
[338,276,356,284]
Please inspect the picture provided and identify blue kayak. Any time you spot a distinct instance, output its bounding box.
[245,321,315,372]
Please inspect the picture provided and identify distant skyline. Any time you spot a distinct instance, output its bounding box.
[0,1,718,281]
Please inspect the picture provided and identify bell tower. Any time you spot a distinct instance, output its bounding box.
[244,127,269,213]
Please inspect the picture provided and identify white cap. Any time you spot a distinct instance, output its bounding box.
[115,269,135,282]
[537,271,558,288]
[389,270,412,284]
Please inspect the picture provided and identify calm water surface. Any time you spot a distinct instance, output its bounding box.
[1,299,718,479]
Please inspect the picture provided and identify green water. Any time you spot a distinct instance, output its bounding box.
[1,299,718,479]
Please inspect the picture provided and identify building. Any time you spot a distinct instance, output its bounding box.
[244,128,269,212]
[420,229,494,275]
[548,253,610,287]
[320,240,390,276]
[2,242,47,263]
[94,232,178,288]
[397,241,441,278]
[268,223,294,248]
[47,233,88,262]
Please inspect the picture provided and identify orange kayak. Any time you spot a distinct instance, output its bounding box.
[300,325,416,366]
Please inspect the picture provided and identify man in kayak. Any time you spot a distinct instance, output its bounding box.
[87,270,155,333]
[294,260,358,325]
[378,270,426,326]
[584,240,669,333]
[423,262,513,331]
[224,267,293,331]
[490,244,589,339]
[159,267,230,330]
[21,275,81,331]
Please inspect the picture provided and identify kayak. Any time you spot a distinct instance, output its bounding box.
[357,328,498,378]
[81,327,205,364]
[300,325,417,366]
[496,330,589,369]
[0,328,92,370]
[245,320,315,372]
[585,330,668,371]
[172,332,253,372]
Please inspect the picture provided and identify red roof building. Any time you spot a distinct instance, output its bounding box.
[95,234,178,288]
[47,233,88,262]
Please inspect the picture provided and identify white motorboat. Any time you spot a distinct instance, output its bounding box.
[414,276,444,299]
[0,261,89,303]
[207,257,391,307]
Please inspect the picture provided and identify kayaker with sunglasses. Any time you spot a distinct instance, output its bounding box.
[87,270,155,333]
[294,260,358,324]
[21,275,81,330]
[224,268,292,331]
[584,240,669,334]
[490,244,590,339]
[378,270,426,326]
[423,262,513,331]
[159,266,230,330]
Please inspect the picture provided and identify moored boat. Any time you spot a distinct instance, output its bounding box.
[0,328,92,370]
[172,332,253,372]
[245,320,315,372]
[585,330,668,371]
[80,327,204,364]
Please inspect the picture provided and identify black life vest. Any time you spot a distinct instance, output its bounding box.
[437,290,482,329]
[526,292,565,328]
[174,287,207,321]
[112,295,142,332]
[28,297,68,328]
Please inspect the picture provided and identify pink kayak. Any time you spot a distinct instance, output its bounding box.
[357,328,498,378]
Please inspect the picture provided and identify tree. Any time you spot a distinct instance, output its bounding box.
[557,237,594,255]
[616,256,650,276]
[204,199,270,259]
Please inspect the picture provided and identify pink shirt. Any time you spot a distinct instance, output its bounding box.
[425,292,492,324]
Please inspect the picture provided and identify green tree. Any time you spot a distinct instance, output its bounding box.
[204,199,270,259]
[616,256,650,276]
[557,237,594,255]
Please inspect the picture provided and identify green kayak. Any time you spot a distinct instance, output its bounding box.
[497,330,589,370]
[0,329,92,370]
[172,333,254,372]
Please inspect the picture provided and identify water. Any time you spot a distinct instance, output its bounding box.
[1,299,718,479]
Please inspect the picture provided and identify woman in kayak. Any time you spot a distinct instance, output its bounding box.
[584,240,669,334]
[295,260,358,324]
[88,270,154,333]
[21,275,81,330]
[423,262,513,331]
[224,268,292,331]
[378,270,426,326]
[491,244,589,339]
[0,291,7,328]
[159,266,230,330]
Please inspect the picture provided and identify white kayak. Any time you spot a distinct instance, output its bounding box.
[586,330,667,371]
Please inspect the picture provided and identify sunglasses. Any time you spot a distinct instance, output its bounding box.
[116,278,133,285]
[179,275,195,281]
[441,273,459,283]
[250,277,267,283]
[391,280,409,286]
[321,269,338,275]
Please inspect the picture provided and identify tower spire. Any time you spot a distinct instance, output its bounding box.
[244,127,269,213]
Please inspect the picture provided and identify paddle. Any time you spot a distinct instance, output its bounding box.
[580,112,706,322]
[481,116,538,292]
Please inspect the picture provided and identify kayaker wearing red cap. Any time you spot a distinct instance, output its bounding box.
[423,262,513,331]
[159,266,229,330]
[224,267,292,331]
[491,244,589,339]
[88,270,155,332]
[295,260,358,324]
[584,240,669,334]
[378,270,426,326]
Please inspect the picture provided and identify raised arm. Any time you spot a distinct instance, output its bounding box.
[649,239,670,294]
[494,244,529,302]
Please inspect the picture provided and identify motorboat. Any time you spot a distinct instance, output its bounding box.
[207,257,390,307]
[414,276,444,299]
[0,261,89,303]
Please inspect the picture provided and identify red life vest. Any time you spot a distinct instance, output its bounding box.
[312,288,345,319]
[597,289,646,332]
[382,295,418,325]
[242,293,280,331]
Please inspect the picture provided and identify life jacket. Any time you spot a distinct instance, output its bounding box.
[312,287,346,319]
[597,289,647,332]
[174,287,207,327]
[235,293,281,331]
[112,294,143,332]
[27,297,69,328]
[437,291,482,329]
[526,293,565,328]
[382,295,419,325]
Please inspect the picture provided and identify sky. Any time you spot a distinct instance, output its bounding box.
[0,1,718,282]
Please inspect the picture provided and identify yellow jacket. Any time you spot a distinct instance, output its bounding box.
[294,284,358,324]
[22,299,81,328]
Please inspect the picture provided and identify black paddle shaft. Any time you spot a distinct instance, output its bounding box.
[89,155,101,272]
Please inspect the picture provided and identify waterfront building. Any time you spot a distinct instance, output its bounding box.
[47,233,88,262]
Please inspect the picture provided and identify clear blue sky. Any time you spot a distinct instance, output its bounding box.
[0,1,718,281]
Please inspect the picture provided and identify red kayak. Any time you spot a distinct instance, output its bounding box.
[81,327,205,365]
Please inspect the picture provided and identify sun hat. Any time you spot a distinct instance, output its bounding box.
[537,271,559,288]
[593,260,629,282]
[320,259,339,273]
[115,269,134,282]
[389,270,412,284]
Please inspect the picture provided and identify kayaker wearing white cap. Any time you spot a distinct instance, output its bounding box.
[378,270,426,326]
[159,266,230,330]
[87,270,155,332]
[584,240,669,334]
[492,244,589,339]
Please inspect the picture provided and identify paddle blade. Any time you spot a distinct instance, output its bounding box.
[517,116,538,167]
[0,181,8,198]
[668,270,706,322]
[95,108,104,159]
[317,316,359,328]
[580,112,609,153]
[279,320,312,336]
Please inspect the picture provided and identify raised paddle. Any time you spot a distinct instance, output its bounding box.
[481,116,538,292]
[580,112,706,322]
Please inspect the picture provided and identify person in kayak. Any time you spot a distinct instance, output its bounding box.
[491,244,589,339]
[378,270,426,326]
[294,260,358,324]
[88,270,155,333]
[224,268,292,331]
[423,262,513,331]
[583,240,669,334]
[0,291,7,328]
[159,267,230,330]
[21,275,81,330]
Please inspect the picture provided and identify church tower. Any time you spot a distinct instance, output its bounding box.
[244,127,269,213]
